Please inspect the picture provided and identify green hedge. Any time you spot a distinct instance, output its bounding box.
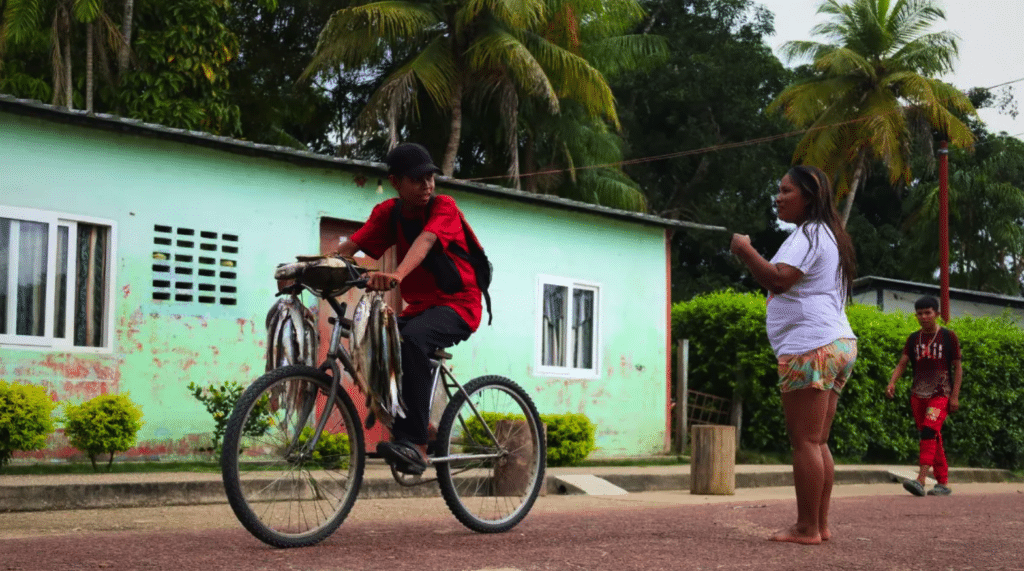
[63,394,144,472]
[673,291,1024,470]
[0,381,55,468]
[464,411,596,467]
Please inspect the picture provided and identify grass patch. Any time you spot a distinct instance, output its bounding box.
[1,461,221,476]
[577,455,690,467]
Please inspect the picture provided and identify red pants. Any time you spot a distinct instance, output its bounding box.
[911,395,948,484]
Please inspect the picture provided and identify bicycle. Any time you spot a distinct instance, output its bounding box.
[220,256,546,548]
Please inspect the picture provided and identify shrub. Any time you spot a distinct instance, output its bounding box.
[464,411,597,467]
[0,381,55,469]
[188,380,271,457]
[542,413,596,467]
[673,291,1024,470]
[63,394,144,472]
[296,427,350,470]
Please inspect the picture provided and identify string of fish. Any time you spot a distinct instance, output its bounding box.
[350,292,406,429]
[265,293,318,371]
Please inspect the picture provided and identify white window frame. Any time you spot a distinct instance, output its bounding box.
[0,206,117,352]
[534,274,601,378]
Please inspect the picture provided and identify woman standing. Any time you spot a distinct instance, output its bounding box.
[730,165,857,545]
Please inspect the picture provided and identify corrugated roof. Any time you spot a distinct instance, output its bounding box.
[0,94,726,233]
[853,275,1024,309]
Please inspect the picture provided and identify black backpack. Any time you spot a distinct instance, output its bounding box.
[390,197,493,325]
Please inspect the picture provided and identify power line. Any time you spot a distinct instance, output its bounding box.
[459,75,1024,184]
[981,77,1024,90]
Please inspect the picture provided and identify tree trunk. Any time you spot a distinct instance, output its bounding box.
[523,132,538,193]
[62,10,73,109]
[502,81,521,189]
[118,0,134,75]
[86,22,94,113]
[441,74,463,177]
[841,153,868,228]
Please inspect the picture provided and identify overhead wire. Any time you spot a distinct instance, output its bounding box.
[457,75,1024,184]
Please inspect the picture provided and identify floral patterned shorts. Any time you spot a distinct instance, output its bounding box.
[777,338,858,394]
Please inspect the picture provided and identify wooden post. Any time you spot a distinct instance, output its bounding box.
[493,420,536,497]
[690,425,735,495]
[675,339,689,453]
[730,393,743,451]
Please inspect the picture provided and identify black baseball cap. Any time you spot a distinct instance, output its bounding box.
[385,143,442,178]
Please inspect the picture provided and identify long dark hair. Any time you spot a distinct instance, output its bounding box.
[788,165,857,298]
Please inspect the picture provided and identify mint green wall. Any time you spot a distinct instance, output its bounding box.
[0,111,669,459]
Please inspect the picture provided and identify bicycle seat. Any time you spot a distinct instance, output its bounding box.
[433,349,453,360]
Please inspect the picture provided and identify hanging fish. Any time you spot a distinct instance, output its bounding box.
[350,294,371,395]
[264,294,319,371]
[385,306,406,418]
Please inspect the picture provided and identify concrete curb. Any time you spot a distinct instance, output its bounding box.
[0,465,1016,513]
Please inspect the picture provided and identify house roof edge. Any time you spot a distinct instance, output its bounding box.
[0,94,722,232]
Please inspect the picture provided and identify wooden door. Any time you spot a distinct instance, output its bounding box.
[319,218,400,451]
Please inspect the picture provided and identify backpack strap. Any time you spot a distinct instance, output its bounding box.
[390,197,491,324]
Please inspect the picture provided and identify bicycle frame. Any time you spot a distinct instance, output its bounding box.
[286,284,505,466]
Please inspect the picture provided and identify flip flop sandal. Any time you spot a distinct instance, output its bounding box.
[377,441,427,476]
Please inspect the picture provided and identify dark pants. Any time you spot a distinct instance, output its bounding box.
[391,306,472,445]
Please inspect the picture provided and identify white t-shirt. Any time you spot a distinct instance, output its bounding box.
[766,222,855,356]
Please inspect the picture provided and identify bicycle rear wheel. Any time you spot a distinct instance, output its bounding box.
[436,375,546,533]
[221,365,364,548]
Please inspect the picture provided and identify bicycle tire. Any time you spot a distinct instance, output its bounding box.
[221,365,365,548]
[436,375,546,533]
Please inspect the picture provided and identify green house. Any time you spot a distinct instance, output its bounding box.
[0,95,714,460]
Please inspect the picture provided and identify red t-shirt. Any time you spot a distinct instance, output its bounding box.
[350,195,482,331]
[903,328,961,398]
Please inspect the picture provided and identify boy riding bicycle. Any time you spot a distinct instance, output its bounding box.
[331,142,482,475]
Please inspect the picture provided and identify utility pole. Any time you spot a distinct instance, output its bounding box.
[938,140,951,323]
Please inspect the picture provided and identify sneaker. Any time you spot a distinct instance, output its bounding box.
[928,484,952,496]
[902,479,926,496]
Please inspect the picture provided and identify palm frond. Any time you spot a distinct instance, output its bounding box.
[72,0,103,23]
[466,29,558,111]
[580,34,667,78]
[302,1,440,81]
[459,0,547,31]
[573,168,647,212]
[3,0,49,44]
[814,46,875,79]
[888,31,959,75]
[572,0,646,40]
[523,31,617,127]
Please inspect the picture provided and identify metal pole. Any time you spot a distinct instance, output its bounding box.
[675,339,689,454]
[938,141,951,323]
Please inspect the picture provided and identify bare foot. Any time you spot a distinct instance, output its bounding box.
[769,525,822,545]
[820,527,831,541]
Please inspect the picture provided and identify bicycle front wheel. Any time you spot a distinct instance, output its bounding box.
[221,365,365,548]
[436,375,546,533]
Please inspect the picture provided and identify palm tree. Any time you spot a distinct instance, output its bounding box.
[301,0,630,179]
[1,0,127,111]
[768,0,976,226]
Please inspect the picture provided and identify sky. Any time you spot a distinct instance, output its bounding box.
[754,0,1024,139]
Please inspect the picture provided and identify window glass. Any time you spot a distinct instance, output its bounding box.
[54,226,69,339]
[75,223,108,347]
[15,219,48,337]
[573,289,595,369]
[0,218,8,334]
[542,284,567,367]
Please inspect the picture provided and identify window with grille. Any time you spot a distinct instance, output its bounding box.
[1,206,115,349]
[535,275,600,378]
[152,225,238,305]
